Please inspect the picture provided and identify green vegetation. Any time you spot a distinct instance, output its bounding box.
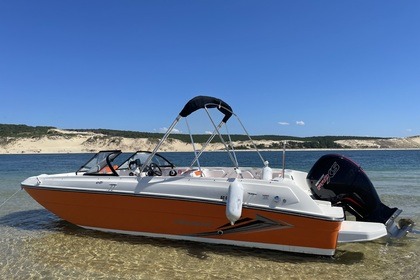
[0,123,390,149]
[0,124,55,138]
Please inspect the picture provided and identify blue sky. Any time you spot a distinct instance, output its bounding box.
[1,1,419,137]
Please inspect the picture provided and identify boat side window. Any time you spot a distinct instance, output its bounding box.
[77,150,122,176]
[118,151,175,171]
[115,151,176,176]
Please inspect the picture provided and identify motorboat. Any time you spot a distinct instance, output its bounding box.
[21,96,415,256]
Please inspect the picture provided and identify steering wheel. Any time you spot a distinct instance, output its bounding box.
[147,162,162,176]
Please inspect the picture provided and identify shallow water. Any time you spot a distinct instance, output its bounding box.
[1,151,419,279]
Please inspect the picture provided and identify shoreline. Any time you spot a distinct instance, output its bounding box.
[1,147,420,155]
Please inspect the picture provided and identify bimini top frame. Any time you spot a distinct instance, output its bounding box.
[139,95,266,175]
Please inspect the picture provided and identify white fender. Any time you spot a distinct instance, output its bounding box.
[262,161,272,180]
[226,179,244,225]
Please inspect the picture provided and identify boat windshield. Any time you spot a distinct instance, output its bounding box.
[77,150,122,175]
[118,151,174,170]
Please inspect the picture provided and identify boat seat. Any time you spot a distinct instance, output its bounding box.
[241,170,254,179]
[202,169,226,178]
[181,169,203,177]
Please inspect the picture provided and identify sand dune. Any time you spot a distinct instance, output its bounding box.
[1,129,419,154]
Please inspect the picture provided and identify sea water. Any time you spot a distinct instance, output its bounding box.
[0,150,419,279]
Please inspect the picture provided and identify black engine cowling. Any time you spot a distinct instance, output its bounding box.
[307,154,398,224]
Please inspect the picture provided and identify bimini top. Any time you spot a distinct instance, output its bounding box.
[179,95,233,123]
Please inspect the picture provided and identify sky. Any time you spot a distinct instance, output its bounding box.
[0,1,419,137]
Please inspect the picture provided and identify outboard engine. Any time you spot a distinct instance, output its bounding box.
[307,154,414,237]
[307,154,396,223]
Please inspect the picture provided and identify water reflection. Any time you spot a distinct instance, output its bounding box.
[1,209,368,266]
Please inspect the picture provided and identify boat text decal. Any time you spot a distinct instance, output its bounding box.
[315,161,340,190]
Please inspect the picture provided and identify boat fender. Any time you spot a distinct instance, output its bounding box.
[226,179,244,225]
[262,161,272,180]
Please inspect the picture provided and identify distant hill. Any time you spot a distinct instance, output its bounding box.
[1,123,419,154]
[66,128,387,149]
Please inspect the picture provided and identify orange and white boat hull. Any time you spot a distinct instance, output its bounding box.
[22,184,341,256]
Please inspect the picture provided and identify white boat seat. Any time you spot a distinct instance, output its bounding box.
[181,169,203,177]
[202,169,226,178]
[241,170,254,179]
